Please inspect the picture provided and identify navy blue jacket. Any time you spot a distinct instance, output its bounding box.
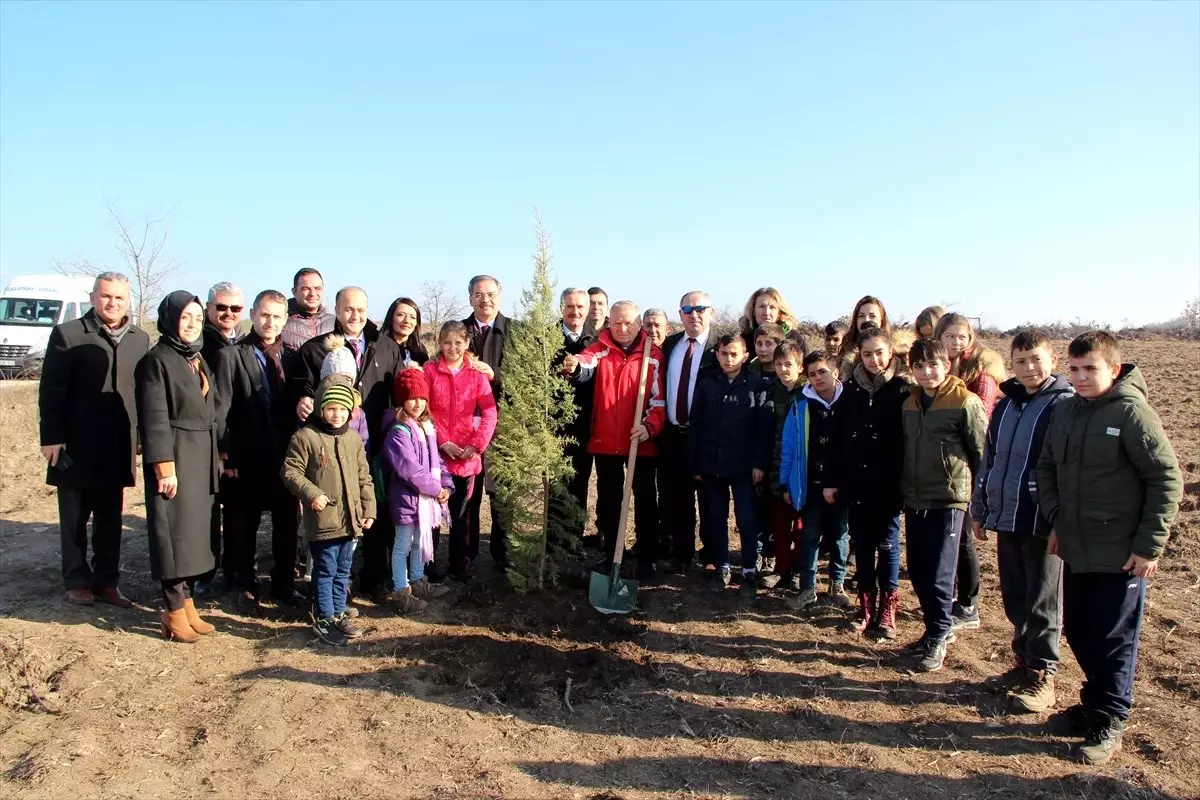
[688,368,773,479]
[970,375,1073,536]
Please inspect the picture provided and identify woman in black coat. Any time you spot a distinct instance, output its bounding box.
[135,291,220,643]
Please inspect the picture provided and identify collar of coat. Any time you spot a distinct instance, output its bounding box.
[334,318,381,345]
[853,356,900,393]
[904,374,972,412]
[463,312,508,334]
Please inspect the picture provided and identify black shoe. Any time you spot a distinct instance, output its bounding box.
[271,587,309,608]
[709,568,731,592]
[1079,714,1124,765]
[313,617,348,647]
[234,590,261,614]
[1051,704,1100,737]
[918,636,949,672]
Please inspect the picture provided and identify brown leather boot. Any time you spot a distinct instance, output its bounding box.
[161,609,200,643]
[848,590,874,633]
[183,598,215,635]
[876,589,899,640]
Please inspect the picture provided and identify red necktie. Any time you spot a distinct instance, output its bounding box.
[676,337,696,425]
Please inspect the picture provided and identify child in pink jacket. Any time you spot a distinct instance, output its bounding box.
[423,321,497,580]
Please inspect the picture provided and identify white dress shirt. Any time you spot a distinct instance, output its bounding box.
[666,327,709,426]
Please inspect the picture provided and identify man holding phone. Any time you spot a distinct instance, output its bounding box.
[39,272,150,607]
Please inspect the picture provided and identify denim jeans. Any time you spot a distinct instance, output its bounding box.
[703,474,759,571]
[798,499,849,591]
[848,506,901,593]
[392,523,426,591]
[309,536,355,620]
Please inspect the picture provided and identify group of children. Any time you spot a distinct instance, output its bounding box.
[274,293,1182,767]
[686,297,1182,766]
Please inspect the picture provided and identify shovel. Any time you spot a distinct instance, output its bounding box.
[590,332,654,615]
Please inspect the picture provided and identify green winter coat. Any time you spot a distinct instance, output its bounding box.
[281,425,377,543]
[901,375,987,511]
[1034,365,1182,573]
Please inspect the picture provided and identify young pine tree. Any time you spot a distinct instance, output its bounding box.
[490,217,583,592]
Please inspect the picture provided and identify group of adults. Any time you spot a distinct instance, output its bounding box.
[37,265,803,613]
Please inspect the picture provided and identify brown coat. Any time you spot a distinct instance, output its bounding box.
[281,425,376,543]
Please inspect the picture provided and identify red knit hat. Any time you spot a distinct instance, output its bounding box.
[393,367,430,405]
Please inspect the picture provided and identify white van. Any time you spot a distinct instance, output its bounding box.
[0,274,95,376]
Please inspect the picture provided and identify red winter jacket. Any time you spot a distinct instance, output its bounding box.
[423,355,497,477]
[572,329,667,457]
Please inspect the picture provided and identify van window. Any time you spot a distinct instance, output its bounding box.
[0,298,63,327]
[63,303,78,322]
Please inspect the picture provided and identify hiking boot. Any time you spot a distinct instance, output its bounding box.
[313,617,348,647]
[918,636,950,672]
[876,589,899,640]
[825,585,853,608]
[1079,714,1124,765]
[710,568,731,592]
[998,655,1027,687]
[786,574,801,591]
[758,572,782,589]
[334,613,362,640]
[786,587,819,611]
[1051,704,1099,737]
[739,581,757,601]
[1009,669,1056,714]
[392,588,428,615]
[951,603,980,630]
[848,590,874,634]
[411,577,450,600]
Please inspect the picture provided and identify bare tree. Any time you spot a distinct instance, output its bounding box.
[420,280,467,334]
[53,201,182,324]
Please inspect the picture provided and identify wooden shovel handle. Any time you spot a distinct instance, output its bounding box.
[612,333,653,568]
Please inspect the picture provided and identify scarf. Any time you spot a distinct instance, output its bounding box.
[156,291,204,359]
[310,414,350,437]
[406,418,446,564]
[854,357,898,395]
[248,329,286,386]
[99,315,133,345]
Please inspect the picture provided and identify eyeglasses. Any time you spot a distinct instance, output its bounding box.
[214,304,243,313]
[681,305,710,315]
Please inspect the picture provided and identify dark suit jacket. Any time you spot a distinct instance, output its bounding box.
[38,310,150,488]
[463,312,509,400]
[200,324,238,374]
[213,341,295,480]
[289,319,400,456]
[557,326,597,447]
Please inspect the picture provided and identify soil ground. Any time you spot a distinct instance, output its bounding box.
[1,340,1198,800]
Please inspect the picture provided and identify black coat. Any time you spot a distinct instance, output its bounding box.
[463,312,508,400]
[688,369,773,479]
[290,320,400,457]
[200,323,238,373]
[135,344,219,581]
[557,326,597,446]
[826,360,910,513]
[213,341,295,481]
[38,310,150,489]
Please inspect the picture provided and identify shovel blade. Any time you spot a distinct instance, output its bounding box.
[589,567,638,615]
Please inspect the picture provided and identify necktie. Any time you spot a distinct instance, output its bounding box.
[676,337,696,425]
[347,338,363,370]
[478,324,491,351]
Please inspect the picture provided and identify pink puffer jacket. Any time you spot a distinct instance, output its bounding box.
[423,356,497,477]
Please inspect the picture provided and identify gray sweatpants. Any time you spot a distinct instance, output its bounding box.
[997,531,1062,673]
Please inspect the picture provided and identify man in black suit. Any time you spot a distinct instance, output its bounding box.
[290,285,401,601]
[552,288,597,548]
[213,290,302,611]
[660,290,718,573]
[461,274,510,570]
[39,272,150,607]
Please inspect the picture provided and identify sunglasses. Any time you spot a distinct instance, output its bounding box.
[214,304,243,313]
[680,305,710,315]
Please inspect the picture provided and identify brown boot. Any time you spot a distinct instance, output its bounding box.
[1010,669,1056,713]
[391,587,427,615]
[876,589,899,640]
[161,609,200,643]
[183,598,215,635]
[411,577,450,600]
[848,590,874,634]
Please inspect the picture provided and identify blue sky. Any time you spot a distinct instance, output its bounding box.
[2,1,1197,327]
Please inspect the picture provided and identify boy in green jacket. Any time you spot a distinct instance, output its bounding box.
[1035,331,1181,766]
[901,338,987,673]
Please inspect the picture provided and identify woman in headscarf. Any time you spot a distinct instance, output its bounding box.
[383,297,429,368]
[135,291,221,643]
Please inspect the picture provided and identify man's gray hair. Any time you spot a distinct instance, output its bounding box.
[559,287,587,305]
[335,286,368,304]
[207,281,243,302]
[92,272,130,291]
[679,290,711,307]
[468,275,501,296]
[610,300,639,317]
[642,308,668,322]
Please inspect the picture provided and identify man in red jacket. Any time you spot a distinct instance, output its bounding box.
[562,301,666,580]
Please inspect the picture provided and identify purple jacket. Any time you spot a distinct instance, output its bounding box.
[350,407,369,454]
[382,420,453,524]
